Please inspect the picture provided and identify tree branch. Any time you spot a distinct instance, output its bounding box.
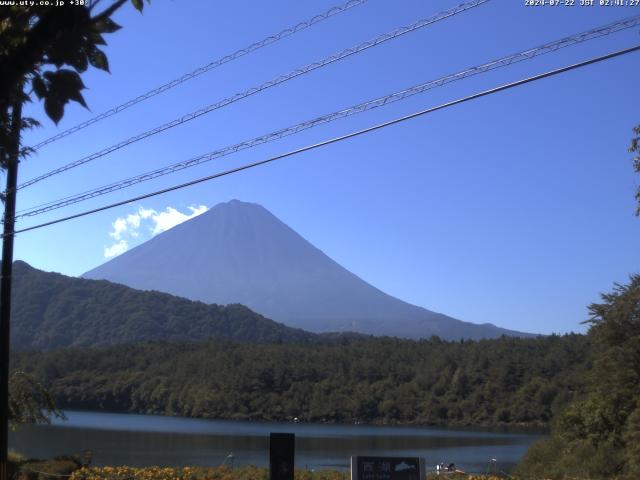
[92,0,128,23]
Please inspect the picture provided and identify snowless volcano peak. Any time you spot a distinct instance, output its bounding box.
[84,200,533,340]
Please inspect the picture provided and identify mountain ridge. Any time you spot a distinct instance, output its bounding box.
[11,260,318,350]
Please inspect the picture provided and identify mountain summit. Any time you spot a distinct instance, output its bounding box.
[84,200,531,340]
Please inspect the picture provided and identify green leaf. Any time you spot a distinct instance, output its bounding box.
[43,69,86,96]
[45,10,91,69]
[88,47,109,72]
[67,48,89,73]
[31,75,47,100]
[21,117,42,131]
[131,0,144,12]
[68,89,88,109]
[43,69,89,114]
[44,96,64,124]
[93,17,121,34]
[88,31,107,46]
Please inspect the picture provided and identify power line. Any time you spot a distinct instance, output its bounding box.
[15,14,640,220]
[9,44,640,237]
[18,0,490,190]
[29,0,370,151]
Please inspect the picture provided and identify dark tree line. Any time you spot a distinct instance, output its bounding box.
[13,334,591,427]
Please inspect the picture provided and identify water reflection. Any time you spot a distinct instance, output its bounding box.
[9,411,544,473]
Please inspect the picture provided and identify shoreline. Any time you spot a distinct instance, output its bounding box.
[51,408,551,433]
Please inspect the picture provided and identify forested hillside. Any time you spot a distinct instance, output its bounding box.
[11,261,316,349]
[13,334,591,427]
[516,275,640,479]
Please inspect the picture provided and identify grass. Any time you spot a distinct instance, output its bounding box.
[3,458,521,480]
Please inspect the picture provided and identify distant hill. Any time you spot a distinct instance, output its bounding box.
[11,261,316,350]
[85,199,533,340]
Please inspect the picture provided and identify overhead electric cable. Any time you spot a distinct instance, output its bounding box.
[18,0,490,190]
[30,0,370,151]
[9,43,640,237]
[15,14,640,219]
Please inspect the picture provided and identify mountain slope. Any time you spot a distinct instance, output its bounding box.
[11,261,316,350]
[84,200,533,340]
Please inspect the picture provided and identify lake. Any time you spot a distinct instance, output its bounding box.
[9,411,544,474]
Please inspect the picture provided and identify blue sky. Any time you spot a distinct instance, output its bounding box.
[13,0,640,335]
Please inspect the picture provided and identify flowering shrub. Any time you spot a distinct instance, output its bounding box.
[70,467,513,480]
[71,466,353,480]
[71,466,245,480]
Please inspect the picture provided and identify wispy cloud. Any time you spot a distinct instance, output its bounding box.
[103,204,208,258]
[146,205,208,235]
[104,239,129,258]
[109,217,128,240]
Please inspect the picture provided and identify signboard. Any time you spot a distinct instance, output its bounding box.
[351,456,425,480]
[270,433,295,480]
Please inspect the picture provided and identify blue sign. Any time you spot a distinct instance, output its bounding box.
[351,456,425,480]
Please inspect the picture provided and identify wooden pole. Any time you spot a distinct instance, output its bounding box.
[0,96,23,480]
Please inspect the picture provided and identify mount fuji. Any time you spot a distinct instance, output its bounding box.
[84,200,532,340]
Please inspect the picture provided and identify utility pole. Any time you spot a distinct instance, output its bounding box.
[0,94,23,480]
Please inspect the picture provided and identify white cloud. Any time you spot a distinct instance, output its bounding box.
[126,213,141,229]
[103,204,208,258]
[104,239,129,258]
[149,205,208,235]
[138,207,156,220]
[109,217,128,240]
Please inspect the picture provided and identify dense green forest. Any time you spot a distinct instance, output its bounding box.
[516,275,640,479]
[11,261,317,349]
[13,334,590,427]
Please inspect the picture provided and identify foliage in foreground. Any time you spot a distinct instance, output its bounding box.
[8,370,64,427]
[70,466,285,480]
[516,276,640,479]
[17,456,82,480]
[630,124,640,216]
[68,466,503,480]
[13,333,590,427]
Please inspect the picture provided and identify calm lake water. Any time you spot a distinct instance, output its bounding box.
[9,411,544,473]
